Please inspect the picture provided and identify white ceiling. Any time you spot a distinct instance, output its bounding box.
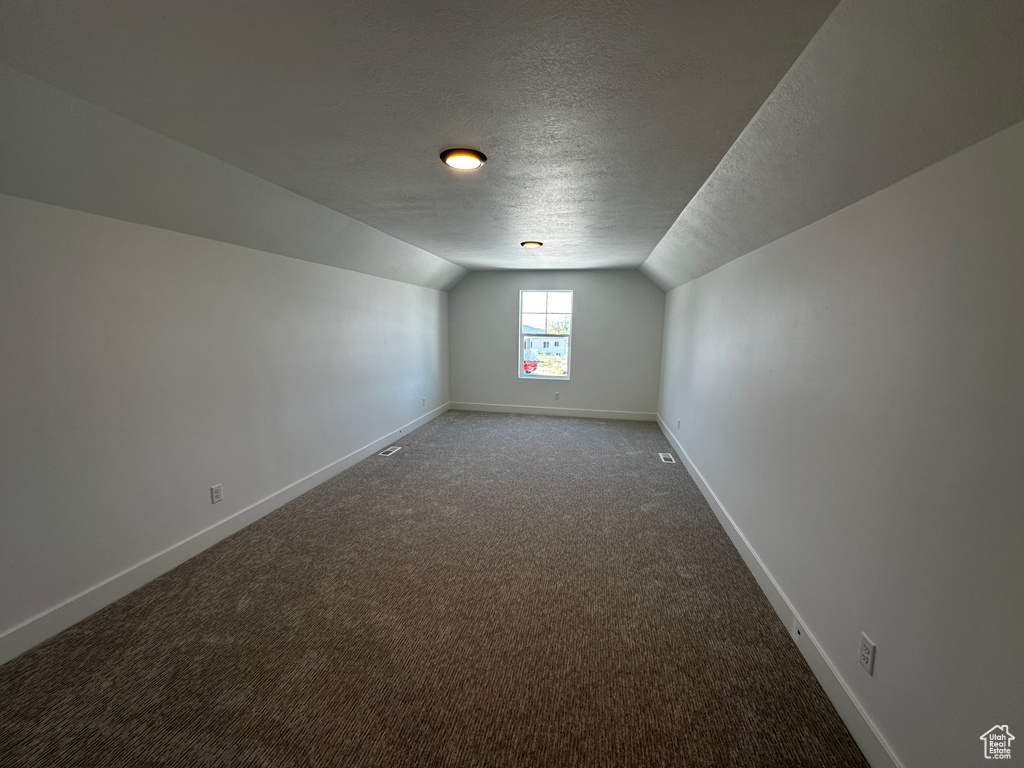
[1,1,1022,288]
[0,0,835,273]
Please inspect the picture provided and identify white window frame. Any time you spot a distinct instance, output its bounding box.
[519,290,572,380]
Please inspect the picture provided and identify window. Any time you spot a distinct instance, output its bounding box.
[520,290,571,378]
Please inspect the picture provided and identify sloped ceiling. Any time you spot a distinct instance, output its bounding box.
[1,1,1022,289]
[0,63,468,291]
[642,0,1024,289]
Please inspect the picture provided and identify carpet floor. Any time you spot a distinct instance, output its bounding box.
[0,411,869,767]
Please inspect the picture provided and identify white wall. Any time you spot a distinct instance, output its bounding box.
[0,194,449,662]
[658,120,1024,768]
[449,270,664,419]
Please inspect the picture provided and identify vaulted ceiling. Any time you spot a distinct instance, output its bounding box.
[1,1,1022,290]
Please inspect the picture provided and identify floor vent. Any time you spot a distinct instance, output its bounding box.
[378,446,402,456]
[659,452,676,463]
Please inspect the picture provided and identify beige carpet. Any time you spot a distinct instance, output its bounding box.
[0,411,868,767]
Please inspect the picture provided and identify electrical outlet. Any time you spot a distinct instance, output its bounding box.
[677,419,681,429]
[555,392,560,401]
[790,616,804,642]
[422,397,426,407]
[210,484,223,504]
[859,632,876,675]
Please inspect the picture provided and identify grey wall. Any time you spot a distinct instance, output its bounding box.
[0,193,449,662]
[658,120,1024,768]
[449,270,664,419]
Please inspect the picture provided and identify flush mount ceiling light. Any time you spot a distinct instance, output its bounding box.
[440,148,487,170]
[520,241,543,248]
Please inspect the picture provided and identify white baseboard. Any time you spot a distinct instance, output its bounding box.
[657,416,903,768]
[450,401,656,421]
[0,404,450,666]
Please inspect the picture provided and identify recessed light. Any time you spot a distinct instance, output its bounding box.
[520,241,543,248]
[440,148,486,170]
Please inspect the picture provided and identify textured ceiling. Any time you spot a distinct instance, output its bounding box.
[0,0,837,272]
[3,1,1021,287]
[642,0,1024,289]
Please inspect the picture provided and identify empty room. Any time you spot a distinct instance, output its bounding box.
[1,1,1022,767]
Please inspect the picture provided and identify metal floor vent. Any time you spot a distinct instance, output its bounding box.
[378,446,402,456]
[659,452,676,463]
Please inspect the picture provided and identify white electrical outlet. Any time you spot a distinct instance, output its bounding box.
[677,419,681,429]
[422,397,426,407]
[555,392,560,400]
[210,484,223,504]
[859,632,876,675]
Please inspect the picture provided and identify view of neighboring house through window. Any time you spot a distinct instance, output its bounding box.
[520,290,572,378]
